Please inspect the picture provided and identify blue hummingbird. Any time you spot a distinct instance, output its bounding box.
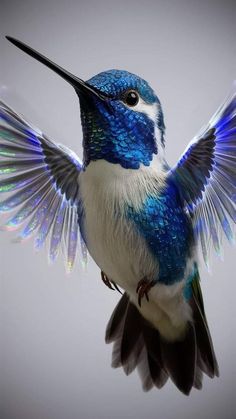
[1,37,235,395]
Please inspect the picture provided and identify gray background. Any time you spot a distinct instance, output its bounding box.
[0,0,235,418]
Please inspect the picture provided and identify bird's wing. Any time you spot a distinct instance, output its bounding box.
[169,89,236,264]
[0,100,87,271]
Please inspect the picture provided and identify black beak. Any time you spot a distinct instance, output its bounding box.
[6,36,108,101]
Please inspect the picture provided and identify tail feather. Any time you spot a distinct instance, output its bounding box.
[122,334,144,376]
[160,323,196,395]
[147,353,169,389]
[190,270,219,378]
[120,303,142,365]
[107,293,143,375]
[137,347,154,391]
[106,293,169,392]
[193,363,203,390]
[190,293,219,378]
[142,320,169,388]
[105,292,129,343]
[106,284,218,395]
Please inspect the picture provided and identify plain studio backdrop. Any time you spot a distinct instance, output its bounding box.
[0,1,235,418]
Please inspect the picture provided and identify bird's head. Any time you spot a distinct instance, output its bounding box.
[6,37,165,170]
[81,70,165,169]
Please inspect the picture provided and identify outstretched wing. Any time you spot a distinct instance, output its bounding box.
[170,89,236,264]
[0,100,87,271]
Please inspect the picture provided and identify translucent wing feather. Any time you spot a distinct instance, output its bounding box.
[0,100,87,271]
[170,90,236,264]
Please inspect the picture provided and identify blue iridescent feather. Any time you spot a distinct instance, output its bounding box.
[127,180,194,285]
[170,89,236,263]
[0,100,87,271]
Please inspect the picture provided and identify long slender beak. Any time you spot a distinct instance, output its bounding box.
[6,36,108,101]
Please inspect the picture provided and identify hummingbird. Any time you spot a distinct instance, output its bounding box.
[1,37,235,395]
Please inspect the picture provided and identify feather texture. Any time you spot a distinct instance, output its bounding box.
[106,288,217,395]
[170,90,236,264]
[0,100,87,271]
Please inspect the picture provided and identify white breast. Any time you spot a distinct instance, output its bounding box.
[79,160,194,341]
[79,160,165,290]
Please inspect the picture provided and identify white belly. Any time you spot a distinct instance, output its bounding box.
[79,160,194,341]
[79,161,159,293]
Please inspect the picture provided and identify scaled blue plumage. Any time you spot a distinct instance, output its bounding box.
[81,70,165,169]
[127,179,194,285]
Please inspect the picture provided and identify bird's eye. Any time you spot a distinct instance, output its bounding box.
[122,90,139,107]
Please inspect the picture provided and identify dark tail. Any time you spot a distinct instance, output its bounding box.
[105,278,218,395]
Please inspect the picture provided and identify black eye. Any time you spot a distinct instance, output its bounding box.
[123,90,139,107]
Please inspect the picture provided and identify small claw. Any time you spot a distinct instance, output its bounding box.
[101,271,115,290]
[112,281,123,294]
[136,278,154,307]
[107,281,115,290]
[101,271,122,293]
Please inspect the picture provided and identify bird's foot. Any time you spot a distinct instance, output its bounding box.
[101,271,122,294]
[136,278,155,307]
